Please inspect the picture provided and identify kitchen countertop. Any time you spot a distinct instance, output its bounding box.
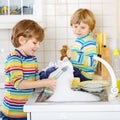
[24,91,120,120]
[24,90,120,112]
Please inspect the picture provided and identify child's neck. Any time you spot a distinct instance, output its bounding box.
[17,48,28,56]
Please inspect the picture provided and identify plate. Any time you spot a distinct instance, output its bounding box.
[78,80,110,92]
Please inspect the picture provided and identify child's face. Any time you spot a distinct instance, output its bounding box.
[72,22,90,38]
[19,37,40,56]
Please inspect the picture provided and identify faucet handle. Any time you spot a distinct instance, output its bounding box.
[111,87,118,96]
[109,88,119,102]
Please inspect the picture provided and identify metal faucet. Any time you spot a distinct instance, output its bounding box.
[93,55,118,100]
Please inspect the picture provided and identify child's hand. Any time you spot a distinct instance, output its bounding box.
[45,79,56,90]
[67,49,72,58]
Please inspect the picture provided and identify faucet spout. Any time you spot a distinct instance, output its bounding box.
[93,55,118,96]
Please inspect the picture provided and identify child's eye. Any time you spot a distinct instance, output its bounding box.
[73,25,78,28]
[73,24,79,28]
[81,26,85,29]
[33,42,37,44]
[74,26,78,28]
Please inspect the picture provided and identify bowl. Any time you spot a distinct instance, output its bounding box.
[78,80,110,92]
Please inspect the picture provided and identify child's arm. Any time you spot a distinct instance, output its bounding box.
[5,55,56,91]
[18,79,56,90]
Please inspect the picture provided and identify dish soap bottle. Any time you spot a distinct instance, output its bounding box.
[112,49,120,92]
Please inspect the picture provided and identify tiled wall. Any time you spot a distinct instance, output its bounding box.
[42,0,118,68]
[0,0,119,79]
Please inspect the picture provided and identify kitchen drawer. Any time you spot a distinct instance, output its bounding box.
[31,112,120,120]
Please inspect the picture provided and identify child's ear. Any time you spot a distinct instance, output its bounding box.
[19,36,26,45]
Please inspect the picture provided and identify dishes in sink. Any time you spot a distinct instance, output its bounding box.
[78,80,110,92]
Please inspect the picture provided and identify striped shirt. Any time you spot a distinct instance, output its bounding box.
[2,49,40,118]
[70,34,97,79]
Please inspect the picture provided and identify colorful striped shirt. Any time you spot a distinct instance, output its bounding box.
[2,49,40,118]
[70,34,97,79]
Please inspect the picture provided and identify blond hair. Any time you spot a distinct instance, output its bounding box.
[70,9,96,32]
[11,19,44,48]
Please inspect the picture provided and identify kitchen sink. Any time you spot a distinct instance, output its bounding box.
[24,55,120,120]
[36,88,109,103]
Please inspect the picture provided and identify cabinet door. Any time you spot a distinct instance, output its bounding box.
[0,0,44,29]
[0,0,8,15]
[23,0,34,15]
[0,0,37,15]
[9,0,22,15]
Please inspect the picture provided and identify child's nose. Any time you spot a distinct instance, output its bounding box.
[77,27,81,32]
[77,28,81,32]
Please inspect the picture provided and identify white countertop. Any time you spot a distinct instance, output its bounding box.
[24,92,120,113]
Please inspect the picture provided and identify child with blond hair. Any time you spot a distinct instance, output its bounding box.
[66,8,97,81]
[1,19,56,120]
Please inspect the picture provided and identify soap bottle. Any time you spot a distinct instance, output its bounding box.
[112,49,120,92]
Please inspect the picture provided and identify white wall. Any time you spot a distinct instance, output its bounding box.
[0,0,119,78]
